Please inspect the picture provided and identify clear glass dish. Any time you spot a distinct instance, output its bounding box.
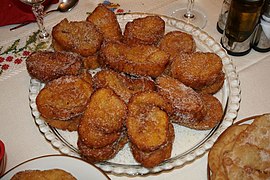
[28,13,241,176]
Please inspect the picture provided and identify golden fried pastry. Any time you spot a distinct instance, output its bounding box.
[52,18,103,57]
[170,52,223,90]
[78,88,127,148]
[93,69,155,103]
[36,75,93,121]
[51,38,65,51]
[79,121,121,148]
[11,169,76,180]
[82,54,100,70]
[208,114,270,180]
[78,69,94,86]
[100,41,170,77]
[43,115,81,131]
[223,144,270,177]
[86,4,122,42]
[131,123,174,168]
[235,114,270,151]
[156,75,205,127]
[208,124,249,178]
[222,160,270,180]
[182,93,223,130]
[78,132,128,163]
[82,87,126,134]
[197,72,225,94]
[158,31,196,58]
[126,92,172,152]
[123,15,165,45]
[26,51,82,82]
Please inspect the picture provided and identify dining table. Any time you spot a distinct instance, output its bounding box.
[0,0,270,179]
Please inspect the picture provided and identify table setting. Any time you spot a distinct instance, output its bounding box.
[0,0,269,179]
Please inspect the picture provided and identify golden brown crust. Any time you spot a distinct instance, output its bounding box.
[131,123,174,168]
[156,75,205,126]
[78,121,121,148]
[196,71,225,94]
[52,18,103,57]
[170,52,223,90]
[86,4,123,42]
[36,76,93,121]
[82,54,101,70]
[78,88,127,148]
[83,87,127,134]
[78,132,128,163]
[100,41,170,77]
[158,31,196,58]
[93,69,155,103]
[11,169,77,180]
[126,92,172,152]
[51,38,65,51]
[123,15,165,45]
[43,115,81,131]
[183,93,223,130]
[26,51,82,83]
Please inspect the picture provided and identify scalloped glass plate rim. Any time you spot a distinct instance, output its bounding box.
[28,12,241,176]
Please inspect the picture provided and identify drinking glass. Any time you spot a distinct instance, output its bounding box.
[19,0,50,42]
[172,0,207,29]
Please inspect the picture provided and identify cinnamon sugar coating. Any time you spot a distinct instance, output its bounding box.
[100,41,170,77]
[124,15,165,45]
[26,51,82,83]
[36,75,93,121]
[93,69,155,103]
[52,18,103,57]
[170,52,223,90]
[86,4,123,42]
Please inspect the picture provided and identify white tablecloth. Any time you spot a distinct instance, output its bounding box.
[0,0,269,179]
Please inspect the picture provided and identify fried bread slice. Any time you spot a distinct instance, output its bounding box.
[183,93,223,130]
[81,87,127,134]
[43,115,81,131]
[11,169,77,180]
[196,71,225,94]
[100,41,170,77]
[78,132,128,163]
[93,69,155,103]
[26,51,82,82]
[82,54,101,70]
[36,75,93,121]
[86,4,123,42]
[131,123,174,168]
[158,31,196,58]
[127,92,171,152]
[52,18,103,56]
[170,52,223,90]
[123,15,165,45]
[156,75,205,126]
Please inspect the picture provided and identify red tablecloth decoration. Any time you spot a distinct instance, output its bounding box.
[0,0,59,26]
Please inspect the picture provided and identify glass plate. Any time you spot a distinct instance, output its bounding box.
[28,13,241,176]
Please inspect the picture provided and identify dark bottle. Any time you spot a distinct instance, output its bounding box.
[252,0,270,52]
[221,0,265,56]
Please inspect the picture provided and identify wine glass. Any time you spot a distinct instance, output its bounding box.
[19,0,50,42]
[172,0,207,29]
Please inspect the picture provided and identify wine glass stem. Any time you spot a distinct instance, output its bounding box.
[184,0,195,19]
[32,4,49,41]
